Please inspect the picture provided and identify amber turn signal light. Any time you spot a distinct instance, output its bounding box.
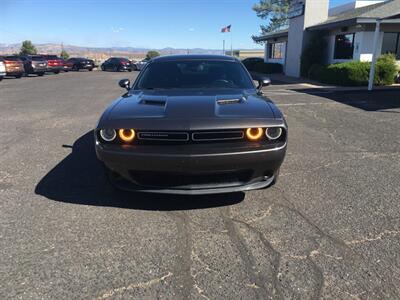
[246,128,263,141]
[118,129,135,142]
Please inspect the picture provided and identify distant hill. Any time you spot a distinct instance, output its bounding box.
[0,43,261,60]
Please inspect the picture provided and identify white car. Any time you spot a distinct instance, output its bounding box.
[133,59,149,71]
[0,59,6,81]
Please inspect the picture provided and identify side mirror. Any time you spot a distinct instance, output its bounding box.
[251,73,271,93]
[119,79,130,91]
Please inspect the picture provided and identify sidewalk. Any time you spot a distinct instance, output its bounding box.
[268,73,400,92]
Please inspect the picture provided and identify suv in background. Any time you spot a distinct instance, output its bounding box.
[241,57,264,71]
[0,58,6,81]
[0,56,25,78]
[19,55,47,76]
[101,57,132,72]
[42,55,63,74]
[66,57,95,71]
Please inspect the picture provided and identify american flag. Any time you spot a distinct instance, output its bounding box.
[221,25,231,33]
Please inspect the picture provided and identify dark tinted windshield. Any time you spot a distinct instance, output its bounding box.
[44,55,58,59]
[31,56,45,60]
[5,56,21,61]
[136,60,254,90]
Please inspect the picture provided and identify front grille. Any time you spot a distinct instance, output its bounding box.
[136,130,244,143]
[192,131,244,141]
[129,169,253,189]
[138,131,189,141]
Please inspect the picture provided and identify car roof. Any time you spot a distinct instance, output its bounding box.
[151,54,239,62]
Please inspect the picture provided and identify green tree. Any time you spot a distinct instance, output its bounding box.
[300,34,326,77]
[146,50,160,60]
[19,40,37,55]
[60,49,69,60]
[252,0,290,37]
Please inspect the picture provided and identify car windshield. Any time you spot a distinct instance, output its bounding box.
[136,60,254,90]
[31,56,45,60]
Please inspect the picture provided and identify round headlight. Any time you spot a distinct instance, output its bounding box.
[246,128,263,141]
[265,127,283,140]
[99,129,116,142]
[118,129,135,142]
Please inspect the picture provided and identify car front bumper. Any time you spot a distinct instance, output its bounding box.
[95,141,286,194]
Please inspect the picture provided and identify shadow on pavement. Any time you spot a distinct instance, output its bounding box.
[292,89,400,112]
[35,131,245,211]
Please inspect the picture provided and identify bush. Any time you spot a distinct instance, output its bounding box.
[247,61,283,74]
[146,51,160,60]
[310,56,398,86]
[375,54,398,85]
[308,64,324,80]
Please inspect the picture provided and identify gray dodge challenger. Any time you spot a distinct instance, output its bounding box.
[95,55,287,194]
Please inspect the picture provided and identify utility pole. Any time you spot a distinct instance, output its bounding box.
[223,39,225,55]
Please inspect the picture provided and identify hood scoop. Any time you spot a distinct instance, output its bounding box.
[139,99,166,106]
[216,97,244,105]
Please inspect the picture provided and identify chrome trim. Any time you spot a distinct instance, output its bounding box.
[192,131,244,141]
[138,131,189,141]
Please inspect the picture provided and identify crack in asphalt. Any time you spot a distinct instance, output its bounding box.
[231,218,284,300]
[96,272,173,299]
[221,207,275,299]
[274,186,400,298]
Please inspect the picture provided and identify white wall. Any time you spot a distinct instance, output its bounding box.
[325,29,385,64]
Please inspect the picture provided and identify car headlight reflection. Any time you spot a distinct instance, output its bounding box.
[99,129,116,142]
[118,129,135,142]
[265,127,283,140]
[246,128,263,141]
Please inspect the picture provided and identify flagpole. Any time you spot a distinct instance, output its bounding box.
[230,30,233,56]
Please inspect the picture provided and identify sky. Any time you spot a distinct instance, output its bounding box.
[1,0,351,50]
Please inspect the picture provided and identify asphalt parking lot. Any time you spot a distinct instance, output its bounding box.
[1,71,399,299]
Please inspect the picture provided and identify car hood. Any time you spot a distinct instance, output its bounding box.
[99,89,281,130]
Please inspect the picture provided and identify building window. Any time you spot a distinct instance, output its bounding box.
[334,33,355,59]
[268,42,284,59]
[381,32,400,59]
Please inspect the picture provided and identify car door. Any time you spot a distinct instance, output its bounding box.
[104,59,112,70]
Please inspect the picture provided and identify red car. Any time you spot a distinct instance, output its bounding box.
[42,55,64,74]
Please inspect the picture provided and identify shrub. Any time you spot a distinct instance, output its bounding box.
[308,64,324,80]
[309,56,398,86]
[375,54,398,85]
[146,51,160,60]
[247,61,283,74]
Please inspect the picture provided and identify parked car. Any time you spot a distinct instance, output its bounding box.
[0,56,25,78]
[101,57,132,72]
[19,55,47,76]
[65,57,95,71]
[133,59,149,71]
[241,57,264,70]
[0,58,6,81]
[95,55,287,194]
[60,58,70,72]
[42,55,63,74]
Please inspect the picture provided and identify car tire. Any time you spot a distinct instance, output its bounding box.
[15,74,22,78]
[114,66,119,72]
[101,65,105,71]
[38,72,45,76]
[54,70,60,74]
[88,68,93,71]
[0,76,3,81]
[73,65,79,71]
